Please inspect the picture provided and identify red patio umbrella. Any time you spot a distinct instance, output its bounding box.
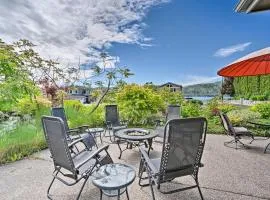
[217,47,270,77]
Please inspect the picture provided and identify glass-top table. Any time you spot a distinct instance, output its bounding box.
[114,128,158,159]
[86,128,104,143]
[92,163,136,200]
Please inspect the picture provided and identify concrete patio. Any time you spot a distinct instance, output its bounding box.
[0,134,270,200]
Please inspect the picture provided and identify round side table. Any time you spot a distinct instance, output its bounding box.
[87,128,104,143]
[92,163,135,200]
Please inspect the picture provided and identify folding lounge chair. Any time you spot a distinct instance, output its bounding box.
[219,112,254,149]
[155,105,181,139]
[139,118,207,200]
[41,116,113,200]
[51,107,97,150]
[105,105,127,141]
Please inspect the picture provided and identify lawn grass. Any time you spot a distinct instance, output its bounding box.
[0,122,47,164]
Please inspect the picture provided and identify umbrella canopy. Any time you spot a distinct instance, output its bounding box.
[217,47,270,77]
[235,0,270,13]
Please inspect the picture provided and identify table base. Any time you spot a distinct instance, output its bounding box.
[100,187,130,200]
[117,139,153,159]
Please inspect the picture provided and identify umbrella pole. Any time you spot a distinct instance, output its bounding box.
[221,77,224,102]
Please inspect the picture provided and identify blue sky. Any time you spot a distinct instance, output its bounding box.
[0,0,269,86]
[108,0,270,85]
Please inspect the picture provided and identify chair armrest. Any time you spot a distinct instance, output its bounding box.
[68,138,85,148]
[68,128,81,135]
[139,147,157,172]
[76,125,90,132]
[75,145,110,169]
[91,144,110,157]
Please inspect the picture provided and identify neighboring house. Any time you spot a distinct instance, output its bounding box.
[235,0,270,13]
[66,86,91,103]
[159,82,183,93]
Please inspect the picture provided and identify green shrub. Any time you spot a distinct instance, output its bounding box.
[250,94,268,101]
[207,117,225,134]
[116,84,164,125]
[227,109,261,126]
[203,97,236,118]
[217,103,236,113]
[189,99,203,105]
[203,97,219,117]
[182,102,201,118]
[16,96,51,115]
[0,101,16,112]
[63,100,83,111]
[159,88,184,106]
[251,102,270,119]
[64,100,105,128]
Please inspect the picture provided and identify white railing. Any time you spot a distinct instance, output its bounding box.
[224,99,270,106]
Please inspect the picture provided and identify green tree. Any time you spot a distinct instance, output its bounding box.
[159,87,184,106]
[116,84,164,125]
[221,77,235,96]
[0,39,40,110]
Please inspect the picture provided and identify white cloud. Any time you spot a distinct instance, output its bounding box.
[0,0,169,66]
[214,42,251,57]
[180,75,221,86]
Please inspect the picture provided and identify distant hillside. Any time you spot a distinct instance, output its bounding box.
[183,81,221,96]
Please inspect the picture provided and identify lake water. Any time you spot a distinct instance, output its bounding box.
[185,96,231,103]
[185,96,214,103]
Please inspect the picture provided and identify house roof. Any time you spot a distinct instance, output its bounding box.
[235,0,270,13]
[159,82,182,88]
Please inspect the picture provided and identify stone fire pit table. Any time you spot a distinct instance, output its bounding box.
[114,128,158,159]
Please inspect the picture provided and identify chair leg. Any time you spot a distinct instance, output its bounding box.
[195,178,204,200]
[76,174,91,200]
[249,135,255,144]
[146,169,156,200]
[47,170,59,200]
[264,142,270,153]
[138,159,144,176]
[224,138,246,149]
[138,164,145,186]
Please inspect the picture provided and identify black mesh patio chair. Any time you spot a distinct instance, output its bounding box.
[105,105,127,141]
[166,105,181,121]
[219,112,255,149]
[41,116,113,200]
[139,118,207,200]
[51,107,97,150]
[155,105,181,139]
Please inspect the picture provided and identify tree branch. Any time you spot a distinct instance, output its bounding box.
[89,78,111,114]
